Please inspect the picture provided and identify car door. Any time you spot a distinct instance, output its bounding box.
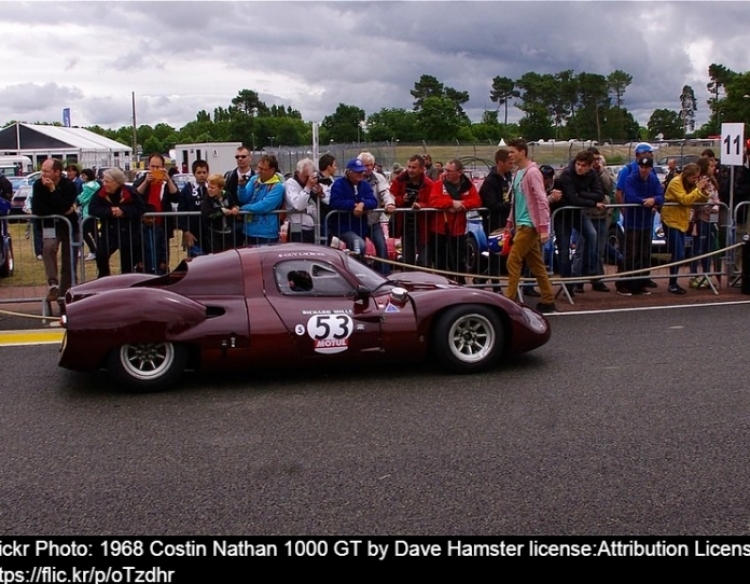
[264,259,383,361]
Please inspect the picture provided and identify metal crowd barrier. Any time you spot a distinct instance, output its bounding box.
[548,202,733,299]
[3,200,749,317]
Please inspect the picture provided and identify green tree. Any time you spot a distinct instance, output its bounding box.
[515,72,557,140]
[143,135,164,155]
[231,89,269,117]
[321,103,365,143]
[367,108,419,142]
[607,70,633,108]
[575,72,610,142]
[411,75,470,123]
[489,76,520,125]
[647,109,682,140]
[680,85,697,135]
[416,96,463,141]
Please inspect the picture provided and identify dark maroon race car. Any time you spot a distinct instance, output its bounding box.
[59,244,550,391]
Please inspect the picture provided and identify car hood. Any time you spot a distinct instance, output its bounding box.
[386,271,457,290]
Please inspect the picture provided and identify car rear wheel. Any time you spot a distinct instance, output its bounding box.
[432,305,503,373]
[107,342,188,392]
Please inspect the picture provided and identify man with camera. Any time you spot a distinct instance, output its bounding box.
[284,158,326,244]
[390,154,433,267]
[132,153,180,274]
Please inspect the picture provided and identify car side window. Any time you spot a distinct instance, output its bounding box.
[275,261,355,297]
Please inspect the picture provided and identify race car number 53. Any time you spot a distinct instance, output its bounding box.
[306,314,353,354]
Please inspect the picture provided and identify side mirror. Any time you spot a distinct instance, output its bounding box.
[355,285,371,301]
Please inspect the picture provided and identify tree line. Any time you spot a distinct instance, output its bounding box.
[5,64,749,151]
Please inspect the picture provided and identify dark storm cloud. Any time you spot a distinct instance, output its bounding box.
[1,1,747,129]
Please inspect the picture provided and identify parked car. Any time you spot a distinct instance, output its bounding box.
[11,183,32,215]
[59,244,551,391]
[657,154,700,169]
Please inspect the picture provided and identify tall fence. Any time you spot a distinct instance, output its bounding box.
[262,138,723,176]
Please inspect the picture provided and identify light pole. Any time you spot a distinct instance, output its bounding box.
[251,107,258,152]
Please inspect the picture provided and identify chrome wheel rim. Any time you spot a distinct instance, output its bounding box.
[119,343,174,380]
[448,314,495,363]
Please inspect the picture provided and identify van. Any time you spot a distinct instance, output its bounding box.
[0,155,33,177]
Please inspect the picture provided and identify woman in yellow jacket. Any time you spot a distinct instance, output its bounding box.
[661,163,710,294]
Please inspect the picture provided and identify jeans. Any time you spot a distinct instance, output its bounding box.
[369,222,390,275]
[339,232,367,262]
[663,224,686,287]
[141,222,168,275]
[572,214,607,279]
[690,220,713,274]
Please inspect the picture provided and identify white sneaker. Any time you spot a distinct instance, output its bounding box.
[36,255,43,261]
[85,252,96,261]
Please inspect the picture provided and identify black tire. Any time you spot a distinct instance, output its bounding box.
[466,234,480,274]
[432,305,504,373]
[107,342,188,392]
[0,238,13,278]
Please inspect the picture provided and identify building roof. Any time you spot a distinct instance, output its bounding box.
[0,123,132,153]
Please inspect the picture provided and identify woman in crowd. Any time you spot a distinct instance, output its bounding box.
[88,168,146,277]
[689,156,721,288]
[77,168,99,261]
[661,163,709,294]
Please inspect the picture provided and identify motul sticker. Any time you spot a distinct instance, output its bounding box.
[306,314,353,354]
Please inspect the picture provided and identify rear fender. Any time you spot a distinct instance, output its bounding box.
[60,288,207,371]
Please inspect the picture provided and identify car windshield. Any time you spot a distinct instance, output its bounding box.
[343,254,388,290]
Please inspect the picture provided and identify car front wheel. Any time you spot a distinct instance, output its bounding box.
[107,342,188,392]
[432,305,503,373]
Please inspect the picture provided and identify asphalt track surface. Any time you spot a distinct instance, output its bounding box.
[2,302,750,536]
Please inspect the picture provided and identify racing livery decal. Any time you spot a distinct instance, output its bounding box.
[306,314,354,354]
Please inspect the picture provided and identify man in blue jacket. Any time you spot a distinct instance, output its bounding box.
[617,156,664,296]
[237,154,285,246]
[329,159,378,259]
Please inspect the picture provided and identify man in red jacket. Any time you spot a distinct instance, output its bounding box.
[390,154,433,268]
[428,158,481,283]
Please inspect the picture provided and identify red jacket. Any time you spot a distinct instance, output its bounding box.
[390,171,434,244]
[428,175,481,236]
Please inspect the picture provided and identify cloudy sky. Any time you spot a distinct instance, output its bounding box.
[1,1,747,132]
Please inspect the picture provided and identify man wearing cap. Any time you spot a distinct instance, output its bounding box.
[615,142,655,205]
[617,156,664,296]
[329,158,378,259]
[615,142,658,289]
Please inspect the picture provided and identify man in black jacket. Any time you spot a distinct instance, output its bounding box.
[32,159,79,303]
[479,148,513,280]
[553,151,605,296]
[224,146,255,201]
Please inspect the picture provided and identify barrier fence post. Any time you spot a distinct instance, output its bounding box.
[742,235,750,295]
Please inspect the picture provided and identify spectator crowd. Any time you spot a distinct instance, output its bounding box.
[4,138,750,315]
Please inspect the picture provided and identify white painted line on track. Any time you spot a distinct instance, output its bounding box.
[549,299,750,316]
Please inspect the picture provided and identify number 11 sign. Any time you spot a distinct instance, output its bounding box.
[721,123,745,166]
